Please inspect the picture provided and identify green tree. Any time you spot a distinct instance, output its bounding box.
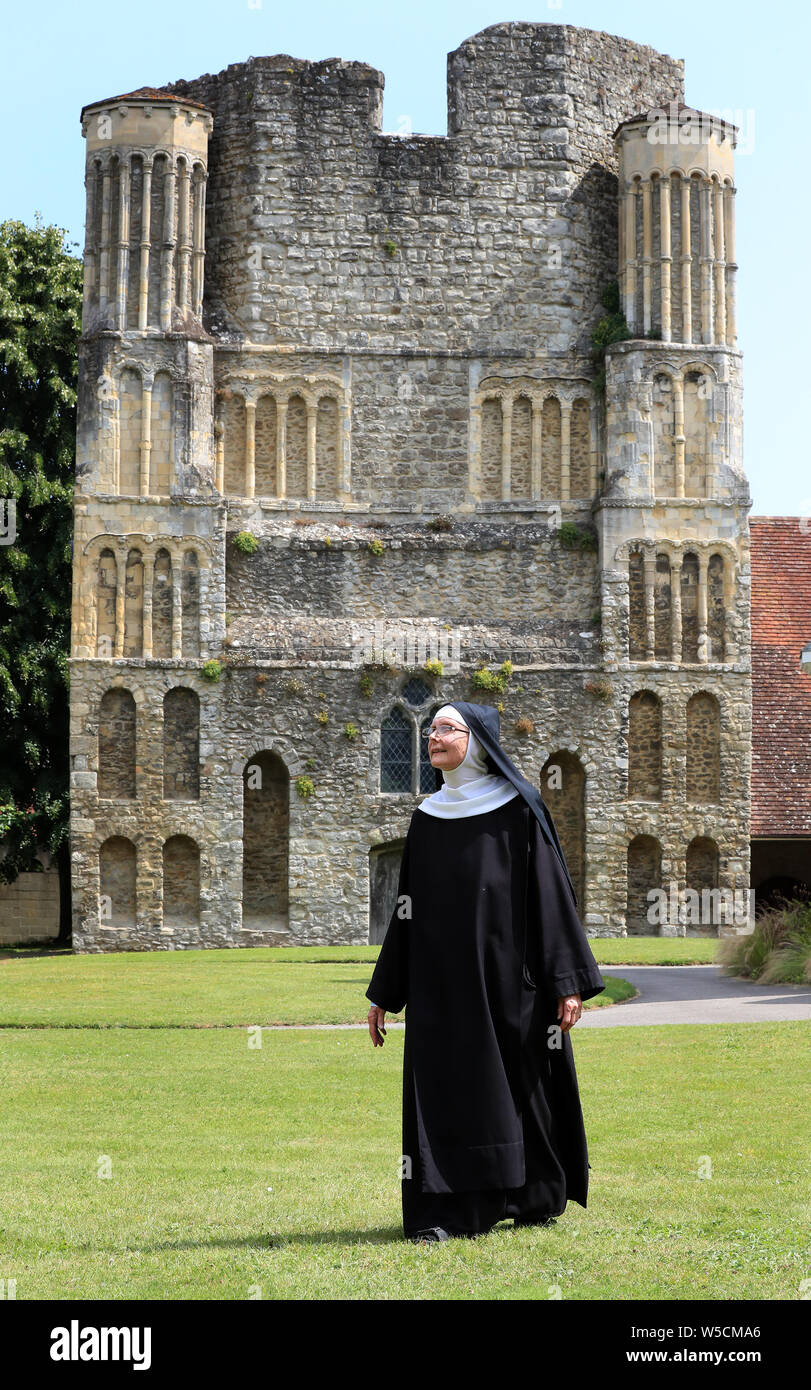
[0,218,82,939]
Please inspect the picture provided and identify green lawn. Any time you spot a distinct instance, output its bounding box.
[0,942,807,1300]
[0,946,637,1027]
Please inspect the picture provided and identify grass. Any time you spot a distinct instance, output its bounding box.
[0,1022,808,1299]
[0,941,807,1299]
[0,946,637,1027]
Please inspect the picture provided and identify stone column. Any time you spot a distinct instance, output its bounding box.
[673,375,685,498]
[680,175,692,344]
[276,400,288,498]
[339,396,351,496]
[589,401,598,497]
[641,178,652,334]
[83,162,99,321]
[197,563,208,660]
[170,554,182,659]
[670,554,683,662]
[192,170,206,318]
[142,553,154,659]
[177,161,192,312]
[530,395,543,499]
[160,159,177,332]
[697,551,709,661]
[306,401,318,500]
[138,158,153,330]
[624,182,638,327]
[500,394,512,500]
[643,552,656,661]
[214,417,224,494]
[115,155,131,331]
[713,181,726,345]
[560,399,572,501]
[98,161,112,313]
[244,401,256,499]
[140,379,152,496]
[699,177,714,344]
[114,552,126,658]
[724,186,737,347]
[659,174,672,343]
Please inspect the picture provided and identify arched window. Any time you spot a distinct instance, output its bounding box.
[627,691,662,800]
[686,692,721,803]
[540,751,586,909]
[152,548,173,659]
[380,707,412,792]
[98,688,136,798]
[626,834,662,935]
[163,687,200,800]
[685,837,721,933]
[99,836,137,929]
[401,678,432,706]
[480,396,502,501]
[242,751,289,931]
[96,548,117,658]
[123,547,144,658]
[162,835,200,929]
[181,550,200,659]
[380,682,440,794]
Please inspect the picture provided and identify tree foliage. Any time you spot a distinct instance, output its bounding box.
[0,217,81,907]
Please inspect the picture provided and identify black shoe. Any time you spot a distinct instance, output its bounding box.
[408,1226,451,1243]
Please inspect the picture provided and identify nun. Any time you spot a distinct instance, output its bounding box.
[366,700,605,1243]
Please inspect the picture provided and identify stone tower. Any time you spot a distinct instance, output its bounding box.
[69,23,751,952]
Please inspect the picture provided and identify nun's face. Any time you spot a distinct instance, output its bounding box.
[427,724,469,771]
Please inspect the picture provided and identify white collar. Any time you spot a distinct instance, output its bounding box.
[417,709,520,819]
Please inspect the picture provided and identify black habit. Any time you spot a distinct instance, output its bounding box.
[366,753,605,1239]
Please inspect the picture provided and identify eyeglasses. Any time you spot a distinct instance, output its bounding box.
[422,723,468,742]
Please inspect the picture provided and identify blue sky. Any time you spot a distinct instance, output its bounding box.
[3,0,808,516]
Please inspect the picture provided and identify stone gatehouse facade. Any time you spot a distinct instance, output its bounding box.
[69,21,751,951]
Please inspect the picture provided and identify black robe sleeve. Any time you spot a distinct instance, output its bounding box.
[525,812,606,1004]
[365,823,412,1015]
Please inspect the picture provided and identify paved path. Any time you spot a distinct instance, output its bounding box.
[261,965,811,1030]
[580,965,811,1028]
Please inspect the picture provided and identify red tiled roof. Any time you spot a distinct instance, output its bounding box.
[750,516,811,836]
[81,88,211,120]
[613,104,739,139]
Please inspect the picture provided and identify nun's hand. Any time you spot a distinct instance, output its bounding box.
[557,994,583,1032]
[368,1006,387,1046]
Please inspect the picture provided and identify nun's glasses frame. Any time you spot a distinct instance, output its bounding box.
[422,723,469,742]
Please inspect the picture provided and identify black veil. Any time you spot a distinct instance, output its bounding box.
[435,699,579,909]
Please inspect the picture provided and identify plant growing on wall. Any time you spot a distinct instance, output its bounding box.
[471,660,513,694]
[233,531,259,555]
[514,716,535,735]
[343,722,359,741]
[423,658,443,678]
[295,775,315,799]
[201,659,224,682]
[284,676,304,696]
[367,537,384,555]
[557,521,599,553]
[591,280,631,398]
[316,710,329,726]
[584,677,612,700]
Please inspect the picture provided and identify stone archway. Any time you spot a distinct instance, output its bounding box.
[242,751,289,932]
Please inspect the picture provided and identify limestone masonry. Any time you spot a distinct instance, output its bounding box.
[69,22,750,951]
